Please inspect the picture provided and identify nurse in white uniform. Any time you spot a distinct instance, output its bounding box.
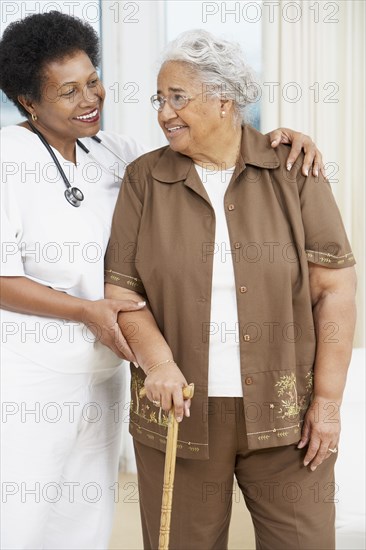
[0,12,146,550]
[0,10,323,550]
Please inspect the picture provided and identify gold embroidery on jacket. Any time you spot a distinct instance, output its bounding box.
[247,370,313,439]
[129,419,206,449]
[130,373,207,450]
[130,371,170,427]
[248,422,302,438]
[305,250,354,265]
[276,371,313,420]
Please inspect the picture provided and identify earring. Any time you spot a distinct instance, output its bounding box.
[31,113,38,122]
[221,111,226,118]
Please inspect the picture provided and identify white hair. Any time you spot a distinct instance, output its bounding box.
[159,29,259,125]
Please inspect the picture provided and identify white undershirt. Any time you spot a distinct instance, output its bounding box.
[195,164,243,397]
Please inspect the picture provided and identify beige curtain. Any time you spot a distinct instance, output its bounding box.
[261,0,365,346]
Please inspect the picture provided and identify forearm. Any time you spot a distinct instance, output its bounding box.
[312,289,356,404]
[118,307,174,373]
[105,283,173,373]
[0,276,85,321]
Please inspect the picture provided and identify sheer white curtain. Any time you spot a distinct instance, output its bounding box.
[261,0,365,347]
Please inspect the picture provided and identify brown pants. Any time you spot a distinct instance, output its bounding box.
[134,398,337,550]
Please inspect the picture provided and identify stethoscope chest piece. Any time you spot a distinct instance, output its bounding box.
[64,187,84,207]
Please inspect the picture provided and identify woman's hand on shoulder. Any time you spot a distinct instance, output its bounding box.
[143,362,191,422]
[268,127,325,178]
[80,298,145,361]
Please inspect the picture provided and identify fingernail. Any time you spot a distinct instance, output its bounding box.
[133,361,139,368]
[271,140,277,146]
[287,163,292,171]
[138,301,146,306]
[304,169,309,176]
[314,170,318,177]
[304,461,309,466]
[186,409,190,418]
[311,465,317,471]
[176,416,182,423]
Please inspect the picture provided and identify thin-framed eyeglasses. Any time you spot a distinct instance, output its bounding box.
[150,92,202,112]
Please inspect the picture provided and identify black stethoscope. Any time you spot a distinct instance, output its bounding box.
[27,120,128,207]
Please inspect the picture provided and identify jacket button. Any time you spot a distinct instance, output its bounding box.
[245,376,253,385]
[243,334,250,342]
[227,204,235,211]
[234,242,241,249]
[240,286,247,293]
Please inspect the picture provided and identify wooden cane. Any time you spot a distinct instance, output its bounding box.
[139,383,195,550]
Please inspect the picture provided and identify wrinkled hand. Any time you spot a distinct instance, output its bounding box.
[297,396,341,471]
[268,128,326,178]
[80,298,145,361]
[144,363,191,422]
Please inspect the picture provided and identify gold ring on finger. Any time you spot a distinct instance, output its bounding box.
[328,448,338,454]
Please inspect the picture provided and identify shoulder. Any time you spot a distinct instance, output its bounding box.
[1,125,43,168]
[1,124,35,149]
[273,141,305,175]
[125,145,171,180]
[127,145,169,168]
[94,130,148,162]
[117,146,173,203]
[257,132,307,192]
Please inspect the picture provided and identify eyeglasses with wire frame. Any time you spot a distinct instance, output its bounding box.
[150,92,201,112]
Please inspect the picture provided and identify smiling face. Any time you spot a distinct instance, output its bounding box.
[156,61,226,163]
[19,50,105,143]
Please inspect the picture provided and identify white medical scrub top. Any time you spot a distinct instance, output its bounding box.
[0,125,146,373]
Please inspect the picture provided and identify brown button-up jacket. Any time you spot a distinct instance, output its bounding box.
[105,125,355,458]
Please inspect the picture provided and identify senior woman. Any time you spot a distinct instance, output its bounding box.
[0,12,315,550]
[105,30,357,550]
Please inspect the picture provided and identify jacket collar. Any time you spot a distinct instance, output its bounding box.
[151,124,280,184]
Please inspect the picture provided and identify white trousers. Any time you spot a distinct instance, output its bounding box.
[1,348,124,549]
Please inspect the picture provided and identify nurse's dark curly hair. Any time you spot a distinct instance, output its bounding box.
[0,11,100,116]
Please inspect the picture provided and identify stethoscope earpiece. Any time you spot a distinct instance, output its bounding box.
[64,187,84,208]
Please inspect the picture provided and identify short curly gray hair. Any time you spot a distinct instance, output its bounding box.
[159,29,259,125]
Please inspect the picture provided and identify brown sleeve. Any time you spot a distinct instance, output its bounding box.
[104,165,146,295]
[299,172,356,268]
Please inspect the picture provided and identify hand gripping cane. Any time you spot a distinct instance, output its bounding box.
[139,384,195,550]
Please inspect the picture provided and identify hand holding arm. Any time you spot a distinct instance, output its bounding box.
[297,265,357,470]
[0,276,145,361]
